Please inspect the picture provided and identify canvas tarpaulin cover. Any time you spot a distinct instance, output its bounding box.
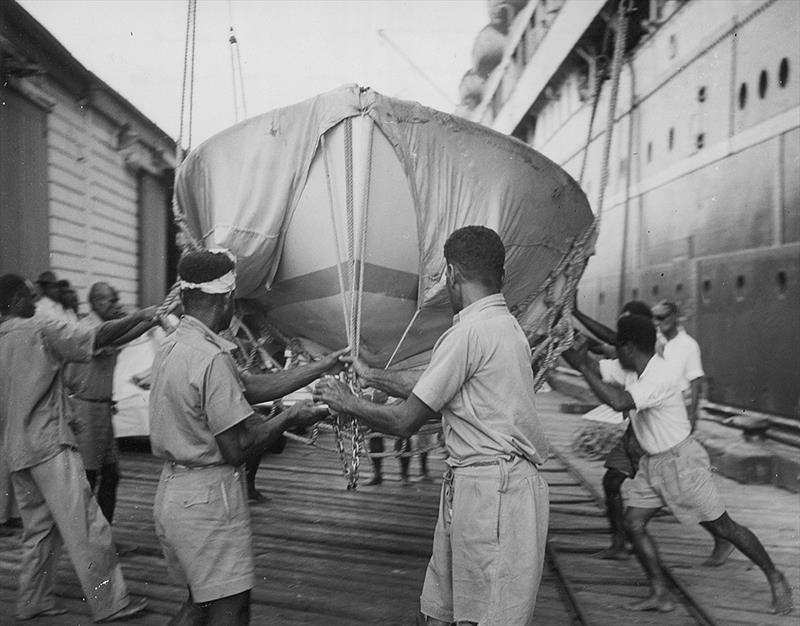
[175,84,592,368]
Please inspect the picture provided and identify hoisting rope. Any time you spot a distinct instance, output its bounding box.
[227,0,247,123]
[512,0,630,391]
[568,0,633,460]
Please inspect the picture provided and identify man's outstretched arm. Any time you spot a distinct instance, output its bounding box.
[216,401,329,467]
[562,342,635,413]
[341,355,424,399]
[94,306,158,349]
[241,348,348,404]
[313,377,437,438]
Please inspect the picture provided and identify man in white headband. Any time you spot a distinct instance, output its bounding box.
[149,248,345,625]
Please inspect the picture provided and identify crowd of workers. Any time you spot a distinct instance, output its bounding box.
[0,226,793,624]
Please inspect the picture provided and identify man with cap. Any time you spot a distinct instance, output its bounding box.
[563,315,793,616]
[0,272,154,621]
[150,248,345,625]
[315,226,550,626]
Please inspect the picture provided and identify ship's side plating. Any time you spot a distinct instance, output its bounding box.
[463,0,799,418]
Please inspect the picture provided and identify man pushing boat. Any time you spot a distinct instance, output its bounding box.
[315,226,551,626]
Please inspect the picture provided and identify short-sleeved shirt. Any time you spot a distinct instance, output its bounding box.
[149,315,253,467]
[65,311,118,401]
[599,355,690,454]
[659,329,704,392]
[412,294,549,467]
[0,316,95,471]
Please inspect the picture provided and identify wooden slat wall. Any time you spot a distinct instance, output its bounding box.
[46,82,140,311]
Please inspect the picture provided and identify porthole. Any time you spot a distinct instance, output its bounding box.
[651,285,660,297]
[696,133,705,149]
[778,58,789,87]
[701,279,712,304]
[697,86,706,102]
[739,82,747,109]
[675,283,684,295]
[776,270,787,297]
[668,128,674,151]
[668,34,677,59]
[759,70,768,99]
[735,274,746,302]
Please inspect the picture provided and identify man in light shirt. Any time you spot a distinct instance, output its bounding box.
[315,226,550,626]
[652,300,704,430]
[563,315,792,616]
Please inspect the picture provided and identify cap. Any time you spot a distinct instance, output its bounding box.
[36,270,58,285]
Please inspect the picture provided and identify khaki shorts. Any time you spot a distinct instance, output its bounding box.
[420,456,549,625]
[625,437,725,524]
[154,463,254,603]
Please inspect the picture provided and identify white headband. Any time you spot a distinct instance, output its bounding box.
[180,270,236,294]
[179,248,237,294]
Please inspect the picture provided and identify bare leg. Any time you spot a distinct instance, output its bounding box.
[701,528,734,567]
[366,438,384,485]
[598,468,628,559]
[245,455,268,503]
[624,506,675,612]
[701,512,793,614]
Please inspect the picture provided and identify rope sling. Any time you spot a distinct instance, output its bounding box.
[159,0,630,488]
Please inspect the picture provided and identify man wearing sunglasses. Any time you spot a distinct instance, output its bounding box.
[651,301,704,433]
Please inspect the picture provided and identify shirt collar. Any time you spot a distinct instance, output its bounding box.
[178,315,238,353]
[453,293,506,325]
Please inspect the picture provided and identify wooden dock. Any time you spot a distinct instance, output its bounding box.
[0,389,797,625]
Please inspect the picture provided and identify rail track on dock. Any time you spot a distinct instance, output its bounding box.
[541,450,724,626]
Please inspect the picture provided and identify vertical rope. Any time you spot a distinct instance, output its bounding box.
[384,308,422,369]
[353,121,374,359]
[593,0,629,228]
[321,134,353,347]
[343,119,358,353]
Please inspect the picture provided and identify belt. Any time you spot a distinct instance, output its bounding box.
[166,461,236,471]
[72,395,113,404]
[453,454,519,469]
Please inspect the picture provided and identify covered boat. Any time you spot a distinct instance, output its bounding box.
[175,84,593,370]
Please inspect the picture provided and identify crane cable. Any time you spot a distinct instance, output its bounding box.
[227,0,248,122]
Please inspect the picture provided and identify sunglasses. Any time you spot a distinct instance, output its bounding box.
[653,314,671,321]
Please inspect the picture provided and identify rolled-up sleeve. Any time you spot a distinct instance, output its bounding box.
[412,328,476,413]
[203,353,254,436]
[626,376,673,411]
[38,319,95,362]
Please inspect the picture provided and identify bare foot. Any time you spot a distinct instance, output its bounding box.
[595,546,630,560]
[702,539,735,567]
[626,593,676,613]
[770,571,794,615]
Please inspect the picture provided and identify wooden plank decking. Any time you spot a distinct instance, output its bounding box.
[1,389,798,625]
